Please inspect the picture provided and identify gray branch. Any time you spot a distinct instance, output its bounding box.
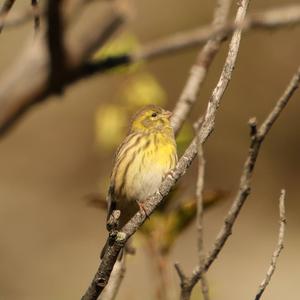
[255,190,286,300]
[100,254,126,300]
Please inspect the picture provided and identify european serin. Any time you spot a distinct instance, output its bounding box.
[106,104,178,229]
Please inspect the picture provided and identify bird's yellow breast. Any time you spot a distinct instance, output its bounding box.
[112,132,177,202]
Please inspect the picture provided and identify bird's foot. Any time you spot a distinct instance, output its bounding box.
[137,201,150,219]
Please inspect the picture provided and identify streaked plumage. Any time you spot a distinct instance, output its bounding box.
[107,105,178,229]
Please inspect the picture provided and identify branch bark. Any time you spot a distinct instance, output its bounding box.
[99,254,126,300]
[254,190,286,300]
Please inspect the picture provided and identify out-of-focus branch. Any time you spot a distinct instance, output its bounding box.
[0,4,300,138]
[254,190,286,300]
[0,0,16,32]
[100,254,126,300]
[47,0,66,93]
[171,0,232,134]
[176,0,251,298]
[31,0,40,32]
[133,4,300,62]
[179,65,300,298]
[0,6,41,30]
[195,143,209,300]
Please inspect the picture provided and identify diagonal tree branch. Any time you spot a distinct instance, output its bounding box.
[254,189,286,300]
[99,254,126,300]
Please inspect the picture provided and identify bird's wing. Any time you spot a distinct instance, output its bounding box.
[106,185,116,224]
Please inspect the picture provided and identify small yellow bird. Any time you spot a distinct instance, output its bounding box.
[102,105,177,255]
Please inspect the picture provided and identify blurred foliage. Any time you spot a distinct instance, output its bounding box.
[95,104,128,151]
[94,33,169,151]
[94,71,167,150]
[176,123,194,157]
[121,72,166,108]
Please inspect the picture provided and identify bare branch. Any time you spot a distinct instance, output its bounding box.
[0,0,16,33]
[100,254,126,300]
[186,65,300,294]
[255,190,286,300]
[132,4,300,62]
[171,0,232,134]
[195,142,209,300]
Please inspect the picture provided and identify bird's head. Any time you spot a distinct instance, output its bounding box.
[130,105,173,134]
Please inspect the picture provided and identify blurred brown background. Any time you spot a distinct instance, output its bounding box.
[0,0,300,299]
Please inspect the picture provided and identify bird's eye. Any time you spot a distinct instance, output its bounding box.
[151,112,157,118]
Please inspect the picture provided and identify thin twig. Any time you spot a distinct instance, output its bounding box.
[195,142,209,300]
[0,0,16,32]
[255,190,286,300]
[31,0,40,32]
[171,0,232,134]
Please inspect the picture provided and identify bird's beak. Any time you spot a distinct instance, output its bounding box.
[163,110,173,119]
